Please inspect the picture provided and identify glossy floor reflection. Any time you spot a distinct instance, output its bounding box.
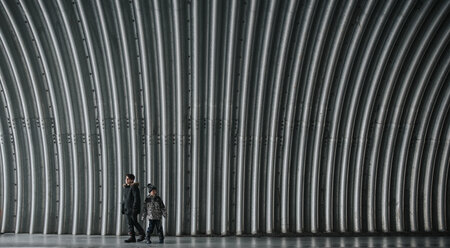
[1,234,450,247]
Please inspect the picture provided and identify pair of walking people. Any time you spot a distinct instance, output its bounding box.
[121,174,167,244]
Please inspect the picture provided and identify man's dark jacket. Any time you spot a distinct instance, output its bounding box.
[121,182,141,215]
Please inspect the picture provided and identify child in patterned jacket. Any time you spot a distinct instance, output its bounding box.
[141,183,167,244]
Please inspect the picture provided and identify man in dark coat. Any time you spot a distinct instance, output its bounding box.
[121,174,145,243]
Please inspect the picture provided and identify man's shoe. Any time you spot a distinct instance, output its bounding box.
[159,239,164,244]
[124,236,136,243]
[137,235,145,242]
[146,239,152,244]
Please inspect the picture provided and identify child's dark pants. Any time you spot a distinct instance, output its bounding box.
[147,219,164,241]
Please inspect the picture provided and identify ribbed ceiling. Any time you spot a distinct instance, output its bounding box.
[0,0,449,235]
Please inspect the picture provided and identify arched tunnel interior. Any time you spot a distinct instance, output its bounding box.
[0,0,449,236]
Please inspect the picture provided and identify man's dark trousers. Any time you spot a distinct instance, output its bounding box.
[127,213,145,236]
[147,220,164,241]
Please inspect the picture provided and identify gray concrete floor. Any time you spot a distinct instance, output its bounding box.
[1,234,450,247]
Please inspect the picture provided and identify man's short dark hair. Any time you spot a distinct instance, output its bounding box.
[126,174,135,181]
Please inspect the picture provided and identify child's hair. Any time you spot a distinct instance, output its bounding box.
[126,174,135,181]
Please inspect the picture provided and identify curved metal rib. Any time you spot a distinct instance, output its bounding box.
[250,0,277,234]
[350,2,394,232]
[373,1,435,232]
[170,0,185,236]
[37,0,81,234]
[311,0,358,232]
[205,0,218,235]
[0,23,36,234]
[236,0,258,235]
[422,74,450,231]
[0,95,10,233]
[282,0,318,233]
[115,0,137,177]
[78,2,105,235]
[1,1,50,234]
[265,0,298,234]
[134,0,155,197]
[357,0,414,232]
[220,0,238,236]
[394,15,450,232]
[300,0,337,233]
[0,68,22,234]
[19,0,66,234]
[77,0,108,235]
[190,0,200,236]
[95,0,123,235]
[151,0,169,234]
[57,0,95,234]
[420,31,450,231]
[58,1,94,234]
[436,80,450,231]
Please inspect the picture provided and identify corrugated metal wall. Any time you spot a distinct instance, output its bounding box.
[0,0,449,235]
